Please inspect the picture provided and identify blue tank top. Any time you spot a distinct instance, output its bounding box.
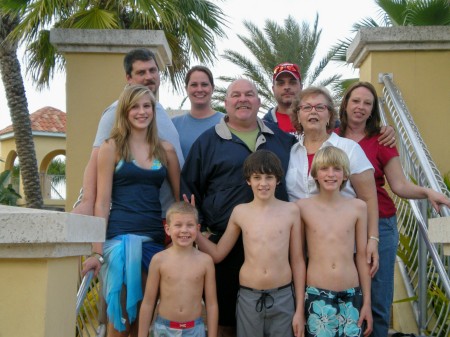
[106,159,167,243]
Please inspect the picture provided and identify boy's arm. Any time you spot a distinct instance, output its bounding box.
[203,255,218,337]
[359,304,373,337]
[138,255,161,337]
[354,201,373,336]
[290,205,306,337]
[196,209,241,263]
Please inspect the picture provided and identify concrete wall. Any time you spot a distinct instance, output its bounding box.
[0,205,105,337]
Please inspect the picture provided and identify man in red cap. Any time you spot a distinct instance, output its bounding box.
[263,62,302,135]
[264,63,394,143]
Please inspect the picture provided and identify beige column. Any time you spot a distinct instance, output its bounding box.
[0,205,105,337]
[347,26,450,174]
[50,29,172,210]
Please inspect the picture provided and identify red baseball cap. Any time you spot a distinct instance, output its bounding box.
[273,62,301,82]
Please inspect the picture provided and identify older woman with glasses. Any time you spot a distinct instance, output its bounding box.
[286,86,379,273]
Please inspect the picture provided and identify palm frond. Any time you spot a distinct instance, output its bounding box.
[376,0,408,26]
[218,13,346,106]
[1,0,228,92]
[405,0,450,25]
[63,8,118,29]
[24,29,62,90]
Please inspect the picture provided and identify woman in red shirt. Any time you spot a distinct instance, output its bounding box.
[337,81,450,337]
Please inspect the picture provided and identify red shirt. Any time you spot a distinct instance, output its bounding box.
[276,111,296,133]
[335,128,399,218]
[358,135,399,217]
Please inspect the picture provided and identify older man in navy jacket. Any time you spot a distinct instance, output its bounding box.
[182,78,296,337]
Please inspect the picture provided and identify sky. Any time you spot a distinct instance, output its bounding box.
[0,0,381,129]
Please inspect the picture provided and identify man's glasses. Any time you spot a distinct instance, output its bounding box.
[299,104,329,113]
[273,64,298,74]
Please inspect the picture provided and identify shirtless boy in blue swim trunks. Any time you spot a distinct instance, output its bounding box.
[196,150,306,337]
[296,146,373,337]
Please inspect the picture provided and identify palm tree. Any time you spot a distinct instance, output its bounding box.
[0,11,43,208]
[331,0,450,63]
[213,14,342,111]
[1,0,228,91]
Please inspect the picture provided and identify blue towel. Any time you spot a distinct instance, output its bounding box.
[101,234,152,331]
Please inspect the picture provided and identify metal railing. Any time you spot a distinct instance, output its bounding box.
[40,173,66,200]
[76,264,106,337]
[379,73,450,337]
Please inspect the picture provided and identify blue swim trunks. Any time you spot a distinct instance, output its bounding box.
[305,286,364,337]
[152,315,205,337]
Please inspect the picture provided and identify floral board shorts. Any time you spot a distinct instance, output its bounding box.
[305,286,364,337]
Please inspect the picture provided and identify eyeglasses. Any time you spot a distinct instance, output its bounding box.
[273,64,298,75]
[299,104,329,113]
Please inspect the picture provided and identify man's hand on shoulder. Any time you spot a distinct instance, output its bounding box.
[378,125,396,148]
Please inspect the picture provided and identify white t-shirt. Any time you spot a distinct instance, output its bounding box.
[286,132,374,201]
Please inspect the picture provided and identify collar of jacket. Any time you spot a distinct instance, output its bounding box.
[214,115,274,140]
[267,106,277,123]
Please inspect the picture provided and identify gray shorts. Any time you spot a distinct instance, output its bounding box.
[236,283,295,337]
[152,315,205,337]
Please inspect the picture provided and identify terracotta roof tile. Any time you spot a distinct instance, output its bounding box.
[0,107,66,136]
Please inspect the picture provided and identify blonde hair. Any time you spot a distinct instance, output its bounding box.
[166,202,199,225]
[310,146,350,190]
[109,84,167,165]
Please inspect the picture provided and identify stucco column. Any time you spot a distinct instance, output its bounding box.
[0,205,105,337]
[347,26,450,174]
[49,29,172,210]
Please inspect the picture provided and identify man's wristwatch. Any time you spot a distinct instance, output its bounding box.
[90,253,105,265]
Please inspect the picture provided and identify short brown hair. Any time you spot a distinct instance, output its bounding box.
[243,150,284,182]
[185,65,215,88]
[123,49,158,76]
[166,201,199,225]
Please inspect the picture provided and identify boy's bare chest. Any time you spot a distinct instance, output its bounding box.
[242,221,290,244]
[161,264,204,285]
[304,208,356,233]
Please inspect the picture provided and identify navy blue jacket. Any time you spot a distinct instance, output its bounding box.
[262,107,277,124]
[181,116,296,233]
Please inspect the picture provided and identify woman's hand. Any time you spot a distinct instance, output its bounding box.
[426,189,450,213]
[366,239,379,277]
[82,256,102,277]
